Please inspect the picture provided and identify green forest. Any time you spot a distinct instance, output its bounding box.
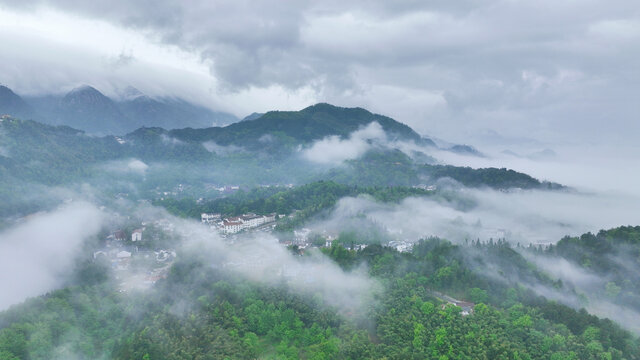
[0,105,634,360]
[1,231,639,359]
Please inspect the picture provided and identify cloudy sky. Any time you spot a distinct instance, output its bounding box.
[0,0,639,145]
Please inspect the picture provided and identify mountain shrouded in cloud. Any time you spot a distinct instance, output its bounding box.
[57,85,129,133]
[0,85,36,119]
[0,84,237,133]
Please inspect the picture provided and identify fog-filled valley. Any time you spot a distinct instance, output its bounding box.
[2,1,640,358]
[1,101,640,359]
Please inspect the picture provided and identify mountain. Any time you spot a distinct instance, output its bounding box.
[118,87,236,130]
[17,85,238,134]
[55,85,130,134]
[528,148,557,160]
[0,85,36,119]
[448,144,484,157]
[241,112,264,122]
[0,104,559,190]
[501,148,557,160]
[0,106,564,217]
[166,103,435,150]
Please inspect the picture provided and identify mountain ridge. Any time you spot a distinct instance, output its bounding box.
[0,85,36,120]
[0,85,238,134]
[165,103,435,151]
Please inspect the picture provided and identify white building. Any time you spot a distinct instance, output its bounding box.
[223,220,244,234]
[241,214,264,228]
[294,228,311,244]
[201,213,221,224]
[219,213,278,234]
[132,229,143,242]
[388,240,413,253]
[263,213,276,223]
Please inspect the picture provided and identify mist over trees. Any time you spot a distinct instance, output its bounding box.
[0,102,639,360]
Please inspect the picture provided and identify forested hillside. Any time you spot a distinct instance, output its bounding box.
[0,106,561,217]
[1,232,638,359]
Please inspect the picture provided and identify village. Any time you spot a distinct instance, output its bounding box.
[92,220,179,292]
[87,207,417,293]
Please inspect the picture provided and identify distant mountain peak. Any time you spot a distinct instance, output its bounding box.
[66,85,101,95]
[118,86,145,101]
[0,85,36,119]
[448,144,484,157]
[301,102,369,115]
[241,112,264,122]
[62,85,113,105]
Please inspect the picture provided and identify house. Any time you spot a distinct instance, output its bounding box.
[241,214,264,228]
[441,300,475,316]
[132,229,143,242]
[201,213,221,224]
[456,301,475,316]
[223,220,244,234]
[294,228,311,244]
[263,213,277,223]
[388,240,413,253]
[217,212,278,234]
[114,230,126,241]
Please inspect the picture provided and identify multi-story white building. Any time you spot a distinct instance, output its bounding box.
[201,213,221,224]
[263,213,276,223]
[241,214,264,228]
[220,213,278,234]
[222,220,244,234]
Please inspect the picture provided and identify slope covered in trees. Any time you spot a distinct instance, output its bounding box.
[1,233,638,359]
[0,107,562,218]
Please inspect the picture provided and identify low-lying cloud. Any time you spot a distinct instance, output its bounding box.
[0,202,104,310]
[301,122,387,165]
[181,229,378,313]
[516,250,640,334]
[314,187,640,246]
[202,141,244,155]
[101,158,149,175]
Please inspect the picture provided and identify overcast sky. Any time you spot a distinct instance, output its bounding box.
[0,0,639,146]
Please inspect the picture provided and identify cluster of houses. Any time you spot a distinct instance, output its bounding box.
[202,184,241,194]
[202,212,277,234]
[413,184,437,191]
[388,240,413,253]
[94,225,177,291]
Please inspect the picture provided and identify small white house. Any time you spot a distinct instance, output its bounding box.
[132,229,143,242]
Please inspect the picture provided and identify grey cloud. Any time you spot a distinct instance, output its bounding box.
[1,0,640,145]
